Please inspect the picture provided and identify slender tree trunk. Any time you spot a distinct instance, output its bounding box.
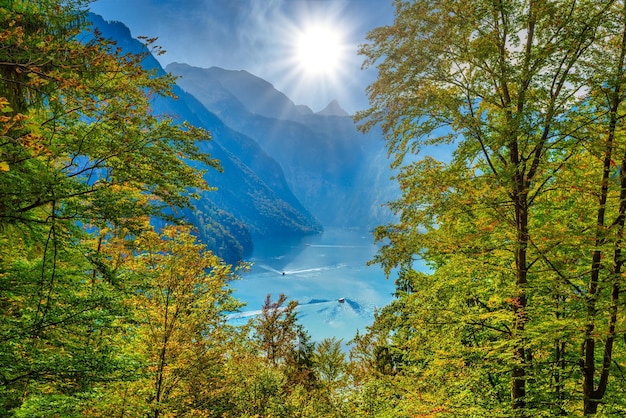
[554,293,567,415]
[583,12,626,413]
[512,185,529,415]
[555,340,567,415]
[584,114,615,412]
[585,150,626,415]
[153,289,172,418]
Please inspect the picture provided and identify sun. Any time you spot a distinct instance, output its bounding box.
[269,10,355,111]
[295,25,344,75]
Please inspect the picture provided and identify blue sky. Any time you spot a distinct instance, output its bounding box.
[89,0,395,113]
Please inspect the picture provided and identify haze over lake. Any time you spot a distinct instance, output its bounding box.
[229,228,396,343]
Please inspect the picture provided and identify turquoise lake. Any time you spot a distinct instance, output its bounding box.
[229,228,397,344]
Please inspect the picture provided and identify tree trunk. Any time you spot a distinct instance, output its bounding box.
[512,159,529,415]
[583,16,626,411]
[512,203,528,414]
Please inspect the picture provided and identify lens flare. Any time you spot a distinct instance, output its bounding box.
[296,26,342,75]
[264,5,358,112]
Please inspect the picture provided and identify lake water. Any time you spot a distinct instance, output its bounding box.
[229,228,396,344]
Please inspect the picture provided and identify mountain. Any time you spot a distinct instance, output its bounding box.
[194,67,304,121]
[89,14,322,263]
[166,63,398,228]
[316,100,349,117]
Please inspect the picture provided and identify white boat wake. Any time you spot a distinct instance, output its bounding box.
[306,244,368,248]
[282,263,348,275]
[257,264,283,275]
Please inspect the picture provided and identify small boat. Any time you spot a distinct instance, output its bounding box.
[338,297,345,303]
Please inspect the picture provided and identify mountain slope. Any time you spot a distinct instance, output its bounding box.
[89,14,322,263]
[198,66,303,121]
[316,100,349,117]
[166,63,398,228]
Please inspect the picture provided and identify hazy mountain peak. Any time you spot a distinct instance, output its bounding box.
[317,100,349,117]
[195,65,303,121]
[296,104,314,115]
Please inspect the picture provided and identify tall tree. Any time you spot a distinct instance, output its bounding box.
[255,293,300,367]
[357,0,626,415]
[0,1,220,414]
[574,3,626,413]
[93,224,243,418]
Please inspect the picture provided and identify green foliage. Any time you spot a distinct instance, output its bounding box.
[314,337,347,387]
[254,293,301,367]
[0,0,223,415]
[355,0,626,416]
[87,224,245,417]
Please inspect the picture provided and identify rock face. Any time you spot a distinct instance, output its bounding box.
[166,63,398,229]
[90,14,322,264]
[91,13,399,263]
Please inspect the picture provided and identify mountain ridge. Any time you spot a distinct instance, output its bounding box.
[166,62,398,229]
[316,99,350,117]
[89,14,322,263]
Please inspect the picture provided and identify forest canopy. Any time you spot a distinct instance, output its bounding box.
[7,0,626,417]
[356,0,626,416]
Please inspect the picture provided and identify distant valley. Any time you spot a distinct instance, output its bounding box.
[90,14,398,263]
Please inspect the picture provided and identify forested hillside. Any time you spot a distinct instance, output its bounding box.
[166,63,399,228]
[87,14,322,264]
[5,0,626,417]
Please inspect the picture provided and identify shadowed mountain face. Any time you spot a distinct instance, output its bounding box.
[193,67,304,121]
[89,14,322,263]
[166,63,398,228]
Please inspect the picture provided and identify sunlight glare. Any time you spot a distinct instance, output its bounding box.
[267,7,356,112]
[296,26,343,75]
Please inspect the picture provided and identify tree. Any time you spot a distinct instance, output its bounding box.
[252,294,325,415]
[312,337,350,417]
[314,337,347,388]
[255,293,300,367]
[357,0,626,415]
[0,1,220,414]
[91,224,243,418]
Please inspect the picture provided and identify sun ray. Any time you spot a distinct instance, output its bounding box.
[261,4,358,112]
[296,25,342,75]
